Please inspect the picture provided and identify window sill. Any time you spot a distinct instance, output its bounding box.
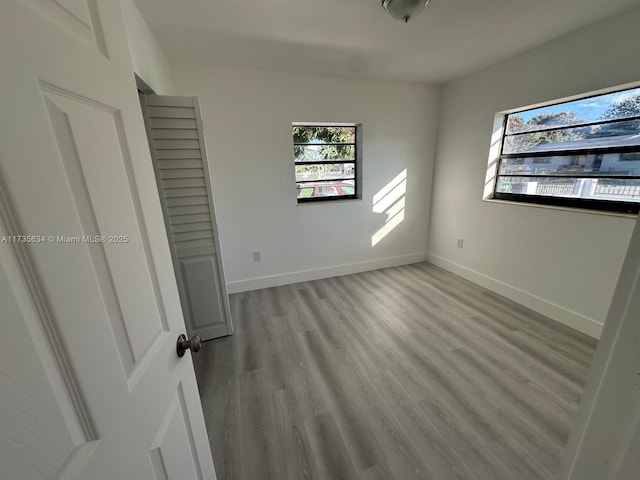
[483,197,638,219]
[296,197,362,206]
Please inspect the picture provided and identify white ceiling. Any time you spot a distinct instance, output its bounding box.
[133,0,640,84]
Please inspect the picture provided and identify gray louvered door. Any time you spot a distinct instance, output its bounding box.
[140,94,233,340]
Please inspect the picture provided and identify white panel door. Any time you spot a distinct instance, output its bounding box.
[0,1,216,479]
[140,94,233,341]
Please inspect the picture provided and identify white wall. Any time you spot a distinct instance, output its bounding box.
[172,64,439,291]
[121,0,174,95]
[428,7,640,338]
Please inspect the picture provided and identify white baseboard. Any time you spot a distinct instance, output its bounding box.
[426,253,603,339]
[226,252,428,294]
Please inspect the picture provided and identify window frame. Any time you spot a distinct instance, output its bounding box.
[293,123,362,204]
[491,87,640,215]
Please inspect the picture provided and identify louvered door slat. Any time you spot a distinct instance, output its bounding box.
[146,106,196,119]
[168,213,211,225]
[162,178,206,189]
[154,139,201,150]
[156,149,203,160]
[158,159,203,170]
[152,129,199,140]
[149,118,197,130]
[165,196,209,208]
[160,169,204,179]
[171,222,213,234]
[173,230,214,243]
[167,204,209,216]
[163,187,208,198]
[144,95,195,107]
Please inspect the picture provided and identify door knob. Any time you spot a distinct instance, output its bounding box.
[176,334,202,357]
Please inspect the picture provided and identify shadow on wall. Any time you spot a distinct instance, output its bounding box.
[372,169,407,247]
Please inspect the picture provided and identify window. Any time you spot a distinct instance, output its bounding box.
[293,124,362,203]
[620,152,640,162]
[493,86,640,214]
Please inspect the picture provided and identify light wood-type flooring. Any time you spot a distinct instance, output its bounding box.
[193,262,597,480]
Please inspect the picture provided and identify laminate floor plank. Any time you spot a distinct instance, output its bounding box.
[207,363,242,480]
[306,412,362,480]
[272,388,318,480]
[194,262,597,480]
[361,464,393,480]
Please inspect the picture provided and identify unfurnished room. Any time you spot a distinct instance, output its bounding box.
[2,1,640,479]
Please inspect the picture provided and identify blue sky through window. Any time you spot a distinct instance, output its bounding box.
[516,87,640,123]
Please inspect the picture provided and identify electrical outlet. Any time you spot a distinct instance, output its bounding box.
[252,251,262,261]
[456,238,464,249]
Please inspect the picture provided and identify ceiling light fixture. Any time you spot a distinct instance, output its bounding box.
[381,0,431,23]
